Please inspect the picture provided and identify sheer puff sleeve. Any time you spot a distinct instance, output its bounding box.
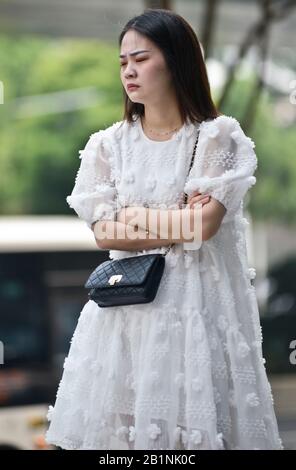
[66,129,120,230]
[184,115,258,223]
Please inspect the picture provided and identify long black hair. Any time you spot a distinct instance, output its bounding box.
[118,8,222,124]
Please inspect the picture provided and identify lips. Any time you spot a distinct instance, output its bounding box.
[127,84,140,90]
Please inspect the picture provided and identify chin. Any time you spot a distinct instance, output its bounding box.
[130,98,144,105]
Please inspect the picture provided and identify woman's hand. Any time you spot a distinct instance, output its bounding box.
[186,191,211,209]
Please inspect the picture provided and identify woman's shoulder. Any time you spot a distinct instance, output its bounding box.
[84,120,124,141]
[97,119,129,142]
[200,114,255,149]
[77,121,125,160]
[201,114,241,134]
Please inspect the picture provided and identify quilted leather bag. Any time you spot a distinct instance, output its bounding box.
[85,124,201,307]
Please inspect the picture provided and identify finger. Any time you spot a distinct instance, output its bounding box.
[189,196,210,208]
[187,191,201,202]
[199,196,211,206]
[188,194,205,204]
[189,194,210,205]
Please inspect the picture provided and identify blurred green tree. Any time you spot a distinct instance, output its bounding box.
[0,35,295,224]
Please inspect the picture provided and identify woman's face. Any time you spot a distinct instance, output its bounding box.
[120,30,174,107]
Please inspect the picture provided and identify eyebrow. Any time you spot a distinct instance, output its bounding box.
[119,49,151,58]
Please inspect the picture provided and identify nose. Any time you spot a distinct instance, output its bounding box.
[124,63,136,79]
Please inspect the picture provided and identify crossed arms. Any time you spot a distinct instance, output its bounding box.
[91,193,226,251]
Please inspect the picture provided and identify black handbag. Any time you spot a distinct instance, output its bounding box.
[84,125,201,308]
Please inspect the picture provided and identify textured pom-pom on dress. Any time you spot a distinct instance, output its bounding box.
[45,115,283,450]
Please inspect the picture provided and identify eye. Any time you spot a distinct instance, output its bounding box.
[120,58,147,66]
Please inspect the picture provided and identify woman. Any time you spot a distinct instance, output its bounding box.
[45,9,283,450]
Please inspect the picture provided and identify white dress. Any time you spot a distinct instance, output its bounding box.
[45,114,283,450]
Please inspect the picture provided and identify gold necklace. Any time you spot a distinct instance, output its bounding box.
[141,117,183,136]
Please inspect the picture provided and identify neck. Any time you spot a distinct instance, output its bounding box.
[141,103,183,131]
